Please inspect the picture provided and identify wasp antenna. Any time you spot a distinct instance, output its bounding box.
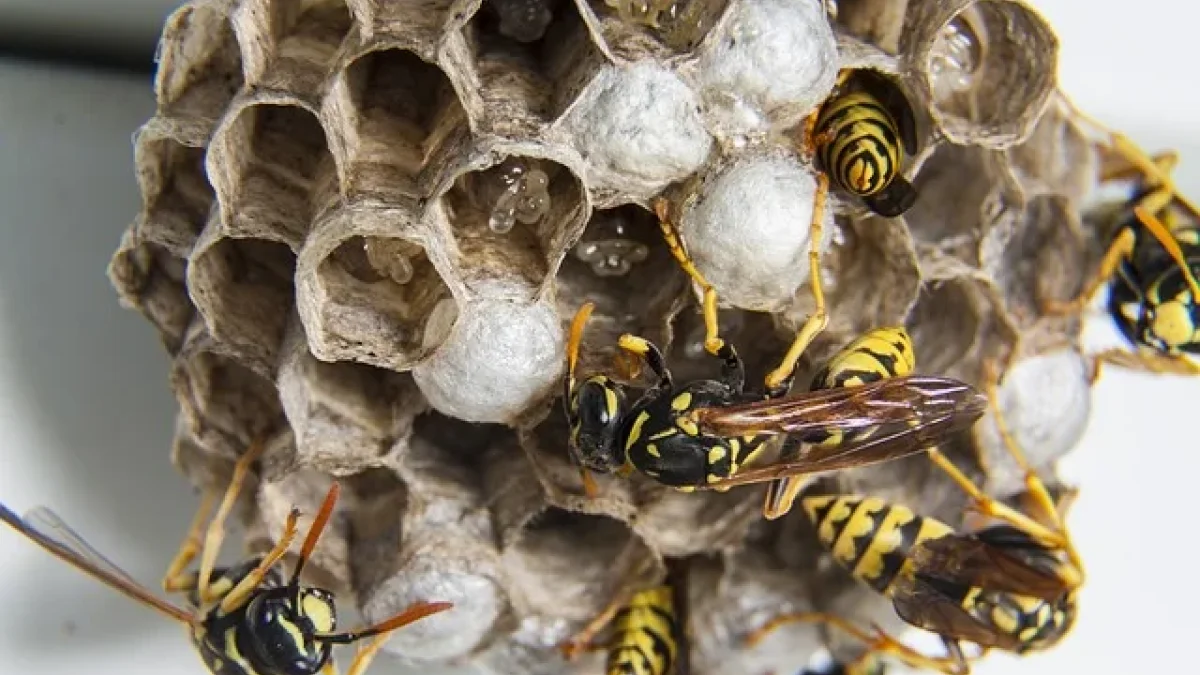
[317,600,454,645]
[288,481,341,598]
[1133,205,1200,300]
[567,302,596,385]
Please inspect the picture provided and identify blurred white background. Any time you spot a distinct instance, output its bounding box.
[0,1,1194,674]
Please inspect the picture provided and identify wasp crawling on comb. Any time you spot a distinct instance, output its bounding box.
[1041,104,1200,377]
[561,197,987,510]
[801,68,920,223]
[0,439,453,675]
[746,363,1084,675]
[559,557,690,675]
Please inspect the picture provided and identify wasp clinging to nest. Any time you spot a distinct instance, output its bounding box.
[746,362,1084,675]
[561,196,986,511]
[0,439,453,675]
[801,68,920,222]
[1041,102,1200,378]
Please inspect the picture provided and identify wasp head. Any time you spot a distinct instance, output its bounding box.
[564,374,627,473]
[245,586,336,675]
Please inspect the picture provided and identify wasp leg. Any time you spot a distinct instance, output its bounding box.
[764,176,830,396]
[197,437,269,603]
[161,490,216,593]
[217,508,301,613]
[559,590,629,661]
[1040,226,1136,316]
[654,197,726,357]
[617,334,674,390]
[745,612,969,675]
[1095,347,1200,376]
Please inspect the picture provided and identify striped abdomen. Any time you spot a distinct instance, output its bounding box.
[815,91,905,198]
[802,495,953,596]
[607,585,679,675]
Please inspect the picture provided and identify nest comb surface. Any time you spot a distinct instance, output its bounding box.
[108,0,1103,672]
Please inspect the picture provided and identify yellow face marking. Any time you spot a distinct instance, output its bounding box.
[625,412,651,451]
[675,418,699,436]
[278,615,308,658]
[670,392,693,411]
[1152,298,1195,347]
[303,594,335,633]
[707,446,727,464]
[645,443,661,458]
[604,388,619,418]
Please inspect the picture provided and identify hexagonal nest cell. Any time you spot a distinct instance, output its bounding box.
[111,1,1111,673]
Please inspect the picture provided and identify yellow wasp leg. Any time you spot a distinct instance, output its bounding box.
[218,508,301,614]
[1093,347,1200,376]
[1041,226,1136,316]
[979,361,1084,578]
[161,490,216,592]
[653,197,726,356]
[343,633,392,675]
[559,590,630,661]
[198,437,268,603]
[764,173,830,394]
[745,612,969,675]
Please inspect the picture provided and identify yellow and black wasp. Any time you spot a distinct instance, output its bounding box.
[0,439,453,675]
[562,197,986,507]
[1041,107,1200,377]
[559,557,691,675]
[745,363,1084,675]
[802,68,920,220]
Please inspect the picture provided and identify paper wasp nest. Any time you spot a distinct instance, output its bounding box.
[109,0,1098,672]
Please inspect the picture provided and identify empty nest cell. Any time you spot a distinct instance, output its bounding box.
[257,467,353,593]
[155,1,245,139]
[502,507,659,623]
[555,203,689,349]
[109,235,195,355]
[208,101,336,248]
[188,235,298,376]
[329,47,470,199]
[902,0,1058,147]
[441,154,586,296]
[905,275,1018,383]
[278,317,426,474]
[233,0,353,97]
[459,1,607,133]
[170,323,287,459]
[133,129,216,257]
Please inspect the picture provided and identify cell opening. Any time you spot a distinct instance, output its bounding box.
[190,237,297,371]
[317,235,456,367]
[587,0,730,55]
[110,240,195,354]
[906,143,999,258]
[138,138,215,257]
[273,0,353,68]
[502,507,653,622]
[172,344,286,449]
[556,203,688,343]
[157,7,244,122]
[444,155,584,292]
[215,104,333,244]
[340,48,468,197]
[402,411,510,496]
[467,1,599,124]
[905,279,979,376]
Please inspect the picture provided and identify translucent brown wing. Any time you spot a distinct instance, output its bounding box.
[909,529,1076,601]
[693,375,986,437]
[890,573,1022,651]
[692,377,987,490]
[0,502,195,624]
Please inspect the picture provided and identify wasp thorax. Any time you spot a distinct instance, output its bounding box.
[246,587,337,675]
[569,375,628,471]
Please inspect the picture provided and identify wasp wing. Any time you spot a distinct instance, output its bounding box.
[890,573,1023,652]
[695,375,985,437]
[0,502,195,624]
[908,529,1076,601]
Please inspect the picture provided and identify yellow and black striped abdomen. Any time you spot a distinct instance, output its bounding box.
[811,327,915,390]
[802,495,953,596]
[607,585,679,675]
[815,91,904,198]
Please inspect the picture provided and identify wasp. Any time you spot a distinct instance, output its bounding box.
[745,363,1084,675]
[562,197,987,508]
[0,439,453,675]
[1040,108,1200,377]
[559,557,691,675]
[801,68,920,222]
